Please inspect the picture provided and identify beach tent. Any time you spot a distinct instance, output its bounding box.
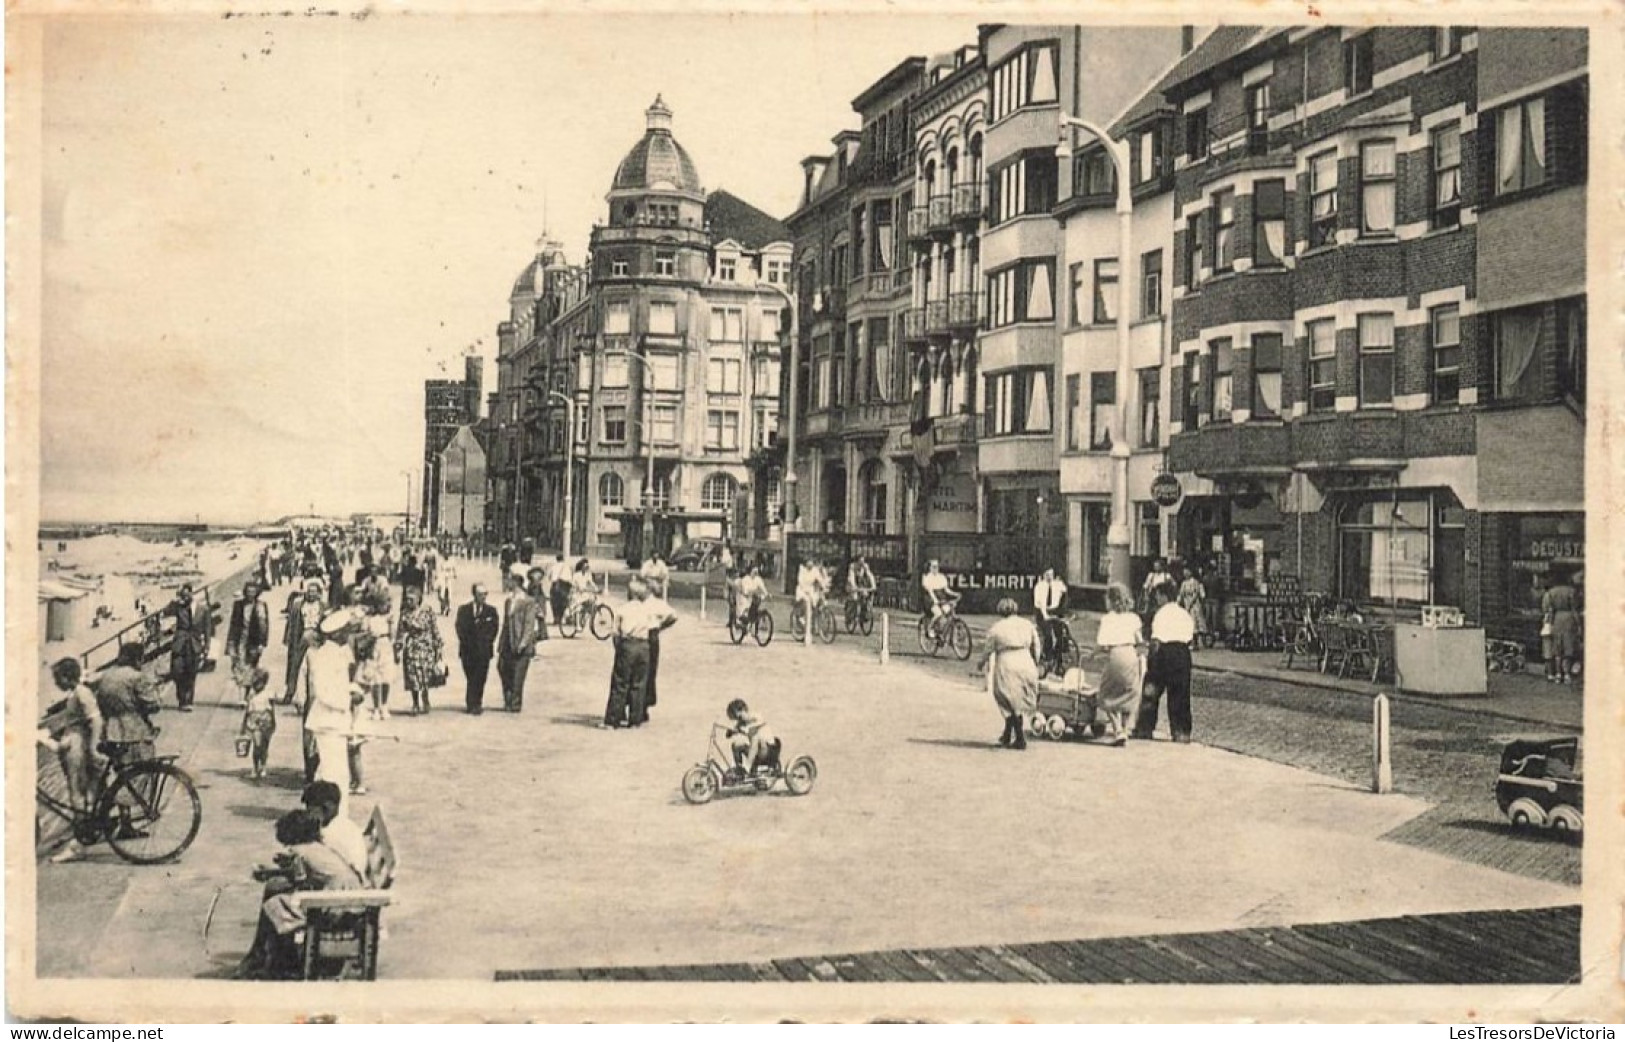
[38,581,90,644]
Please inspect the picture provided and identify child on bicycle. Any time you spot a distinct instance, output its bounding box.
[239,663,276,781]
[848,556,877,614]
[794,558,826,630]
[921,560,960,639]
[722,698,779,777]
[736,565,768,627]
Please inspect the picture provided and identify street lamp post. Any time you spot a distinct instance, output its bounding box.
[548,390,577,556]
[605,342,663,564]
[1060,112,1134,589]
[400,469,414,537]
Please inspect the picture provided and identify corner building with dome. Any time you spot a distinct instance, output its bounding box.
[488,97,792,561]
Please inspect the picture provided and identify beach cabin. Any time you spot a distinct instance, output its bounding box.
[39,580,91,645]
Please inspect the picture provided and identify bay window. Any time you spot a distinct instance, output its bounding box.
[1358,312,1395,407]
[1211,338,1233,419]
[1251,333,1283,419]
[1253,179,1286,266]
[1138,367,1161,447]
[1309,150,1338,248]
[991,150,1060,224]
[1494,96,1546,196]
[983,367,1052,437]
[1360,140,1397,236]
[986,259,1055,328]
[1307,319,1336,412]
[1430,304,1461,404]
[1431,123,1462,228]
[1492,306,1542,402]
[1089,372,1115,450]
[990,41,1059,121]
[1212,189,1236,271]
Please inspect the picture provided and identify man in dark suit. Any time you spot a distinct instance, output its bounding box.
[496,569,540,713]
[226,580,273,701]
[455,583,499,715]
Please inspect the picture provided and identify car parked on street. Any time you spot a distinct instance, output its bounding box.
[669,539,721,572]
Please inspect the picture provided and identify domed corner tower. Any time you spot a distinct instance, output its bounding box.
[595,96,712,285]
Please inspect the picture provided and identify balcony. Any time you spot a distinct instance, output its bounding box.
[843,400,909,435]
[928,194,953,237]
[867,272,891,296]
[952,182,982,225]
[931,413,978,450]
[948,291,980,330]
[907,206,931,245]
[903,307,928,343]
[925,299,950,337]
[892,267,911,292]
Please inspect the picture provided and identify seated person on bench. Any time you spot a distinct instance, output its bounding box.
[237,807,362,980]
[723,698,779,775]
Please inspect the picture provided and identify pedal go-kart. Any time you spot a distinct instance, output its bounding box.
[1496,736,1583,838]
[681,723,817,804]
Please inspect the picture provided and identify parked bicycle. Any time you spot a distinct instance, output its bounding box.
[1035,613,1081,679]
[558,593,615,641]
[790,598,837,644]
[918,603,972,661]
[36,734,202,865]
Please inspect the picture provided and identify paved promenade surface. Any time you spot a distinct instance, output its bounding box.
[34,557,1578,981]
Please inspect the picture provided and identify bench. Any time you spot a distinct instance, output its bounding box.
[291,805,397,980]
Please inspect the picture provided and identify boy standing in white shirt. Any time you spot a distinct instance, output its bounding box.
[1131,582,1197,743]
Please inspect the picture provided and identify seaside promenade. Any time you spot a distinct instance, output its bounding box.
[31,552,1580,984]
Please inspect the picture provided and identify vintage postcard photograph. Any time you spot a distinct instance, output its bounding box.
[5,0,1622,1024]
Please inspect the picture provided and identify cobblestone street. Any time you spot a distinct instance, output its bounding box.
[34,558,1579,982]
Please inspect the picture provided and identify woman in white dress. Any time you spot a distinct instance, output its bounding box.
[1092,583,1146,744]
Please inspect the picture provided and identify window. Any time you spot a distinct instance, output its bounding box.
[651,404,679,443]
[602,405,627,444]
[1433,26,1463,62]
[705,410,740,451]
[718,257,736,282]
[1494,96,1546,196]
[812,355,830,410]
[1141,250,1163,317]
[1211,339,1233,420]
[1068,262,1086,327]
[1185,210,1205,288]
[1337,496,1432,605]
[1360,140,1396,236]
[708,307,743,342]
[602,353,629,388]
[1212,190,1236,271]
[649,353,680,390]
[850,207,865,277]
[701,473,738,511]
[654,249,676,277]
[1181,353,1201,429]
[648,301,678,336]
[1065,373,1082,450]
[1429,305,1461,405]
[1132,367,1159,448]
[1089,372,1115,450]
[751,356,780,396]
[991,150,1060,223]
[1309,150,1338,248]
[1134,128,1162,184]
[707,357,742,394]
[1185,107,1209,161]
[1493,306,1543,402]
[611,258,629,277]
[1137,501,1162,557]
[1308,319,1337,413]
[1093,258,1119,324]
[1343,33,1374,96]
[870,199,894,272]
[990,41,1059,121]
[754,408,778,449]
[604,301,631,335]
[643,474,673,509]
[599,472,624,509]
[1358,313,1394,407]
[1557,298,1585,404]
[982,367,1052,436]
[1245,81,1271,153]
[985,260,1055,328]
[1083,502,1111,584]
[765,258,788,285]
[1253,179,1286,266]
[575,404,589,448]
[1072,148,1115,199]
[759,309,780,342]
[646,201,679,226]
[1431,123,1462,228]
[1251,333,1283,419]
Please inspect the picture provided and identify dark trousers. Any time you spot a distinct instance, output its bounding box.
[646,631,660,712]
[462,653,491,712]
[603,638,650,727]
[284,638,309,700]
[497,648,531,712]
[1134,642,1193,738]
[172,671,197,709]
[550,582,570,626]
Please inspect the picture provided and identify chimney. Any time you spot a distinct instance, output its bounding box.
[1182,26,1195,54]
[464,355,483,421]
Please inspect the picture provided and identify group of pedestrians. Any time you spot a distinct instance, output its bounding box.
[450,555,602,714]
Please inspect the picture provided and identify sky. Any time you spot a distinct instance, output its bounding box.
[35,9,988,524]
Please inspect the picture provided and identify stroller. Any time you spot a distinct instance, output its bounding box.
[1495,736,1583,837]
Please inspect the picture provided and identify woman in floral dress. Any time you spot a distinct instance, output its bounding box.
[394,586,444,715]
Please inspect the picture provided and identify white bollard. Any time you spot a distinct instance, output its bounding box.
[879,612,890,665]
[699,584,707,621]
[1372,694,1393,794]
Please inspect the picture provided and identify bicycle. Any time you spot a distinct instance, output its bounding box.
[1035,614,1081,679]
[36,735,202,865]
[918,603,972,661]
[727,601,775,647]
[843,590,875,636]
[558,594,615,641]
[790,597,837,644]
